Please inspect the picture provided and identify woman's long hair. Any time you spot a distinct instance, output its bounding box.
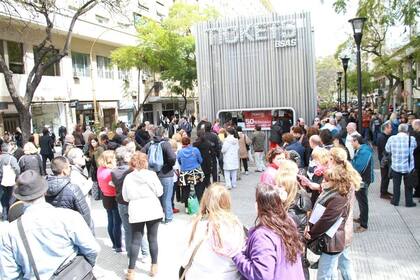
[256,183,302,264]
[327,147,361,194]
[189,184,242,250]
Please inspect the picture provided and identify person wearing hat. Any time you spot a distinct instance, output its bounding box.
[0,170,99,279]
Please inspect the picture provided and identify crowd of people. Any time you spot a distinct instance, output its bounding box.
[0,108,419,280]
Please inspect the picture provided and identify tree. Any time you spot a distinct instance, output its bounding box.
[332,0,419,109]
[0,0,122,142]
[111,3,217,117]
[316,56,340,108]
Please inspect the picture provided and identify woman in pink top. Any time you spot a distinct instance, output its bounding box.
[97,150,122,252]
[259,148,290,186]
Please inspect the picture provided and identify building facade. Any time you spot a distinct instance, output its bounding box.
[0,0,172,136]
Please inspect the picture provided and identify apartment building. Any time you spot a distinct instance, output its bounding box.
[0,0,171,135]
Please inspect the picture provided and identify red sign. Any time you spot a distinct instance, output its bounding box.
[243,111,272,129]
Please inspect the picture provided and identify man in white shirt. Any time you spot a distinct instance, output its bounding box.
[345,122,361,159]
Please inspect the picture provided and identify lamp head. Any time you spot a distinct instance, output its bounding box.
[340,57,350,71]
[348,17,367,46]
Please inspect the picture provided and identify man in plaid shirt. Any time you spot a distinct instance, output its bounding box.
[385,123,417,207]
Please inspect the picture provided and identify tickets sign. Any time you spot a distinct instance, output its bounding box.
[243,111,272,129]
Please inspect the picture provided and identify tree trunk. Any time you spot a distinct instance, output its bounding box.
[181,91,188,115]
[19,107,32,144]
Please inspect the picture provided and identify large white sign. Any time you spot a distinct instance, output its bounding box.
[206,21,297,48]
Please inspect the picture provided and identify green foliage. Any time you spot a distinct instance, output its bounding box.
[111,2,217,99]
[316,56,340,105]
[333,0,419,26]
[346,70,378,96]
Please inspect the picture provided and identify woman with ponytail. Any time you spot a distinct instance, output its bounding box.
[232,183,305,280]
[305,147,361,280]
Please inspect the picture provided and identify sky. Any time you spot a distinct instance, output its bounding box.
[272,0,358,58]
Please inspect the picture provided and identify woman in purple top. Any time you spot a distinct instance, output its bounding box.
[232,183,305,280]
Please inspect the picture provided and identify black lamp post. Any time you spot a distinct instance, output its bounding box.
[337,71,343,110]
[340,57,350,113]
[349,17,367,133]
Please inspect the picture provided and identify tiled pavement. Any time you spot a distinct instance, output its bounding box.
[2,168,420,279]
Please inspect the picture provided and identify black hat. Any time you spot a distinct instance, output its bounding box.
[14,170,48,201]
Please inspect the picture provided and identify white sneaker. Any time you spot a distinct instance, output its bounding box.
[227,186,232,190]
[245,171,249,175]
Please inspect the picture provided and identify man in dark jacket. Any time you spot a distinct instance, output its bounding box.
[351,135,374,233]
[45,156,92,228]
[142,127,176,223]
[377,121,393,199]
[39,127,55,174]
[203,122,221,182]
[135,123,150,148]
[413,119,420,199]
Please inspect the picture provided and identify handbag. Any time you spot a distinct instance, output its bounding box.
[307,234,327,255]
[17,217,94,280]
[179,225,208,280]
[1,156,16,187]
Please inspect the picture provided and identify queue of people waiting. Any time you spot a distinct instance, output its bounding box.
[0,108,419,280]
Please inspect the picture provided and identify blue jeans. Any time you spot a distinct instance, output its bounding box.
[117,203,148,256]
[317,252,340,280]
[338,247,355,280]
[159,177,174,222]
[106,207,122,249]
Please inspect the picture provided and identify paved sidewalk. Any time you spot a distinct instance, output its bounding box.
[1,169,420,279]
[89,168,420,279]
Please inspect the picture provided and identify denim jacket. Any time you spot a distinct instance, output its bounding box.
[0,202,100,279]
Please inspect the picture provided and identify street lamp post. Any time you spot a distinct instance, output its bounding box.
[340,57,350,113]
[349,17,367,133]
[337,71,343,111]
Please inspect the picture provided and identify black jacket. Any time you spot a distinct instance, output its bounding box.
[18,154,44,175]
[194,139,213,174]
[111,165,132,205]
[377,132,391,162]
[45,175,91,226]
[288,189,312,235]
[142,136,176,178]
[203,131,221,159]
[39,134,54,155]
[135,129,151,147]
[412,131,420,169]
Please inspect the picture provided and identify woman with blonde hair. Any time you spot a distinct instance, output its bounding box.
[18,142,44,175]
[276,161,312,280]
[181,183,245,280]
[305,147,330,204]
[123,152,163,279]
[306,147,360,280]
[97,150,122,253]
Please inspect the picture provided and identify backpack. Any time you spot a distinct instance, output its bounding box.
[148,141,164,172]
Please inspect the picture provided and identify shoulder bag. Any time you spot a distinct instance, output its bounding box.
[1,156,16,187]
[17,217,94,280]
[179,224,209,280]
[407,136,418,187]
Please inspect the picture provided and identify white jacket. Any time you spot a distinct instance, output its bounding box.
[122,169,164,223]
[183,220,243,280]
[221,135,239,170]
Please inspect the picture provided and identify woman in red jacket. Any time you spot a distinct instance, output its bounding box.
[97,150,122,252]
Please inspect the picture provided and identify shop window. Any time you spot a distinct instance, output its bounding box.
[97,55,114,79]
[72,52,90,77]
[33,46,61,76]
[0,40,25,74]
